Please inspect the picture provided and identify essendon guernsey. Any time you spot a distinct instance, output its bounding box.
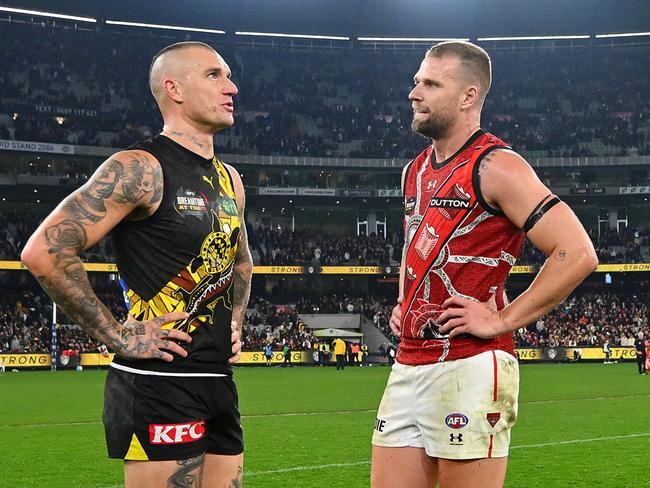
[399,130,525,365]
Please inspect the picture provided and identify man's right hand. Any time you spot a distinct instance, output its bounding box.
[115,311,192,362]
[389,297,403,337]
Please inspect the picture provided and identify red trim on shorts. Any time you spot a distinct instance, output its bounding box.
[488,434,494,458]
[492,350,498,402]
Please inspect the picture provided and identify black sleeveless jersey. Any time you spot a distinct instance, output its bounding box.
[110,135,240,374]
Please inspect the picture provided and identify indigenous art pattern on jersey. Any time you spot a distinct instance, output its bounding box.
[125,158,240,336]
[399,131,525,365]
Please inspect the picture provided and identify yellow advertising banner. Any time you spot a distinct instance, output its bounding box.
[596,263,650,272]
[514,348,544,360]
[1,261,649,274]
[239,351,313,364]
[77,352,312,366]
[320,266,387,274]
[515,347,638,361]
[0,353,51,368]
[0,261,26,270]
[565,347,637,360]
[510,266,536,274]
[84,263,118,272]
[252,265,305,274]
[80,353,115,366]
[0,261,118,272]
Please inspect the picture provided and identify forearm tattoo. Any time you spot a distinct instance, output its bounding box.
[34,152,164,356]
[232,218,253,330]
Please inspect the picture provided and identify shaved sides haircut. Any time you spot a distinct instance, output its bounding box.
[427,41,492,105]
[148,41,216,98]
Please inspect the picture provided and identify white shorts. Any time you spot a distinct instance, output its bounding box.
[372,350,519,459]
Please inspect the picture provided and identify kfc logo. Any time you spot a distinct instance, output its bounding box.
[149,421,206,444]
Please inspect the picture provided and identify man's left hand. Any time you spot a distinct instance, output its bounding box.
[229,321,242,364]
[437,296,508,339]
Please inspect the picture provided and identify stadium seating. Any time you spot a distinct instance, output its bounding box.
[1,286,646,354]
[2,22,650,159]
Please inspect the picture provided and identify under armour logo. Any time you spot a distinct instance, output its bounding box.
[449,433,463,443]
[427,180,438,190]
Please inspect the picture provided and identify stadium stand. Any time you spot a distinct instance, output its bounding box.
[2,21,650,159]
[0,16,648,365]
[1,285,647,354]
[0,211,647,264]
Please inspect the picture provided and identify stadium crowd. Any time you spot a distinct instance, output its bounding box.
[0,287,124,354]
[2,286,647,355]
[0,269,647,358]
[242,297,318,352]
[2,22,650,159]
[515,291,648,348]
[250,224,401,266]
[1,20,649,360]
[0,211,647,265]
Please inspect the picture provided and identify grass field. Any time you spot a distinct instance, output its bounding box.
[1,363,649,488]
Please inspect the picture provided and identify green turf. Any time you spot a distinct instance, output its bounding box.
[1,363,649,487]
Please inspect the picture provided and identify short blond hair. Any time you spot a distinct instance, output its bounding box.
[427,41,492,104]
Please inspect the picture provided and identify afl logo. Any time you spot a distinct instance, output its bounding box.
[445,413,469,429]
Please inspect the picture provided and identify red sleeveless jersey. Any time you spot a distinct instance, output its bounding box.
[399,130,525,365]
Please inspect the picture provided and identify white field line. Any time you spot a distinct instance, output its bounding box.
[510,432,650,449]
[522,393,650,405]
[3,393,650,429]
[4,393,650,429]
[90,431,650,488]
[0,409,376,429]
[247,431,650,476]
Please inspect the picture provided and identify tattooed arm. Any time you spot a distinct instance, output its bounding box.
[21,150,191,361]
[438,149,598,338]
[225,164,253,364]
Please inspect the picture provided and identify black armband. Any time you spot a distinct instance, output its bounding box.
[522,195,561,233]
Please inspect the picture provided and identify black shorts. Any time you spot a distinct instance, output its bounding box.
[103,367,244,461]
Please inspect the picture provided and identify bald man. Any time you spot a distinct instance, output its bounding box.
[22,42,252,487]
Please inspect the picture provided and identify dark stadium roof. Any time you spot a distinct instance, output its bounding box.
[7,0,650,38]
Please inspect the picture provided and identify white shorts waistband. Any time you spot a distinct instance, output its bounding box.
[110,362,228,377]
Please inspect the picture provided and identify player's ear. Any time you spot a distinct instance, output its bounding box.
[164,78,184,103]
[460,85,479,110]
